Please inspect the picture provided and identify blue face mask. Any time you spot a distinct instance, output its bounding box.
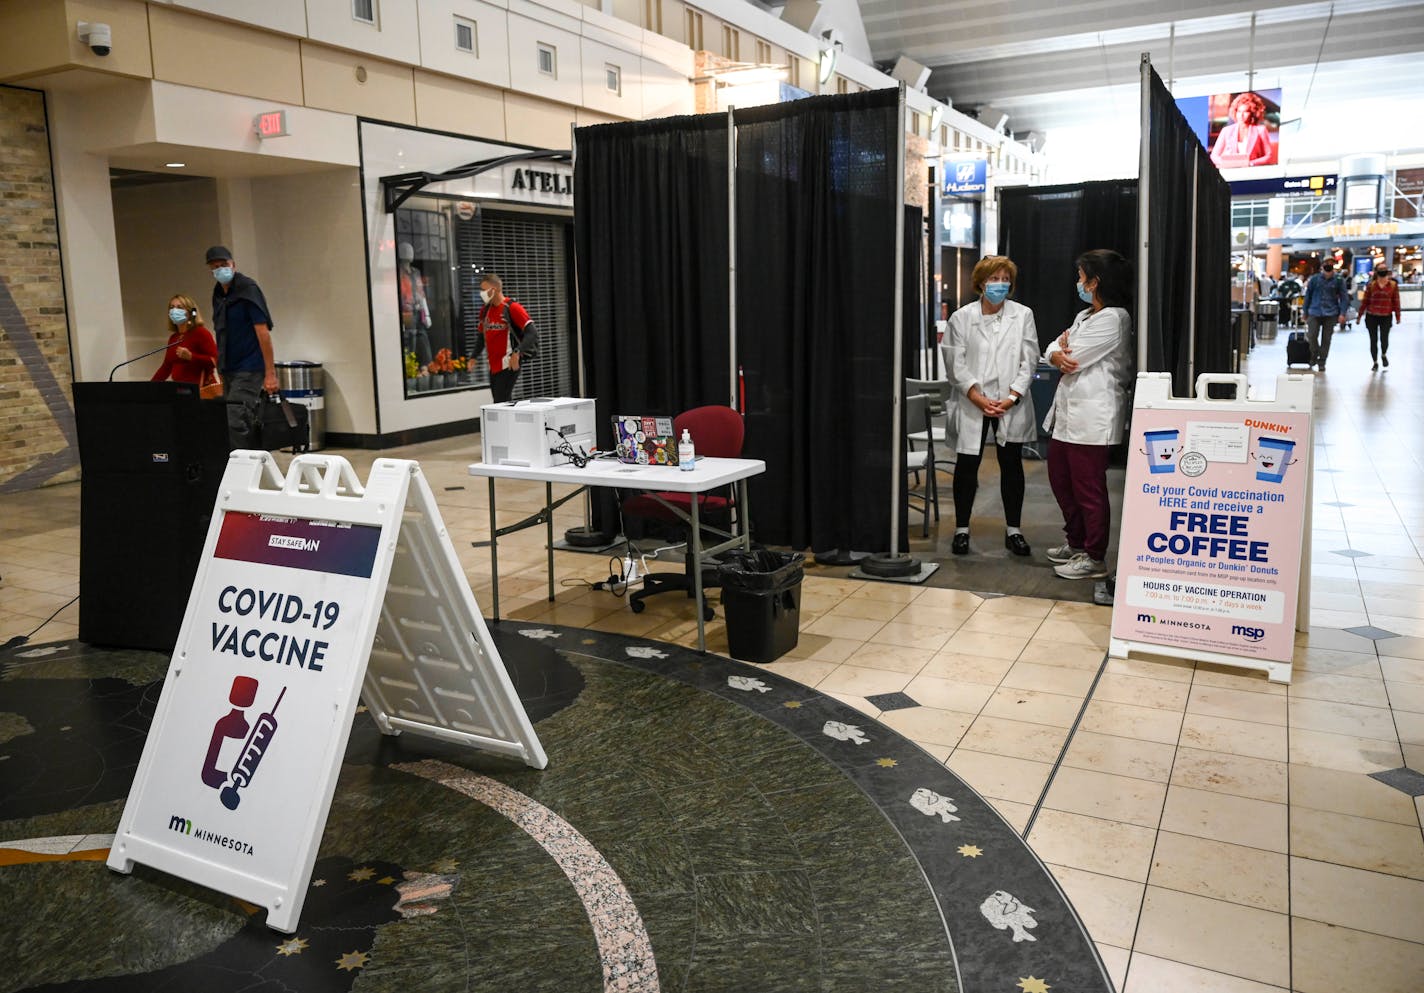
[213,266,234,285]
[169,307,189,325]
[983,281,1011,304]
[1076,281,1095,304]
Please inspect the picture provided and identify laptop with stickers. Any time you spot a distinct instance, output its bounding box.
[612,415,680,466]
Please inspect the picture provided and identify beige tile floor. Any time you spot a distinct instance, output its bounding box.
[4,317,1424,991]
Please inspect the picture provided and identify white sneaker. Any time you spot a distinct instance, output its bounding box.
[1046,543,1082,564]
[1054,553,1108,580]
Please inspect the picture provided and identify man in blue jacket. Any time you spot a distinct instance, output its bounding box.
[1303,260,1349,371]
[206,245,277,448]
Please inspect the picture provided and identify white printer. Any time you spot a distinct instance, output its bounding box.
[480,397,596,468]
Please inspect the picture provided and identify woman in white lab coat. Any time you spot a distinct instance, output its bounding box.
[1043,249,1134,580]
[945,256,1040,557]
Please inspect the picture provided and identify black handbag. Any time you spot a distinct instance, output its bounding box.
[257,395,310,453]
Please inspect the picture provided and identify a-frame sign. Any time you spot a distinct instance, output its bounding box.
[108,452,545,932]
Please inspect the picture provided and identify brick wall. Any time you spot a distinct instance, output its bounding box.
[0,85,77,493]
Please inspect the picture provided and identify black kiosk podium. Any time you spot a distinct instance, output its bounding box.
[73,382,229,651]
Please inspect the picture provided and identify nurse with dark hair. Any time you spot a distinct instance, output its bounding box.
[1042,249,1134,580]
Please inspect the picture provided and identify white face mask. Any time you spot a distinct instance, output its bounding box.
[480,288,493,304]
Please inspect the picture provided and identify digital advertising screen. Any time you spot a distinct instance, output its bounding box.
[1175,88,1282,170]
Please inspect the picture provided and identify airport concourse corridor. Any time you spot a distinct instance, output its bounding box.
[1,313,1424,992]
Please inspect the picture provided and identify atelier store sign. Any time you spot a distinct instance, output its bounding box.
[500,164,573,206]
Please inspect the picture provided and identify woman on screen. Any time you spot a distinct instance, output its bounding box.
[1210,91,1276,168]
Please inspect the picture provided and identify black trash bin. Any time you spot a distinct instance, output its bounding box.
[717,550,805,663]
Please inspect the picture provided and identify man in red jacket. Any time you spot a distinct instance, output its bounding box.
[1357,263,1403,371]
[477,273,538,403]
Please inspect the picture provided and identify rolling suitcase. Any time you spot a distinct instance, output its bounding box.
[1285,331,1311,368]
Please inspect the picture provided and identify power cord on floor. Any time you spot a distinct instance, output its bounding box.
[1,593,80,652]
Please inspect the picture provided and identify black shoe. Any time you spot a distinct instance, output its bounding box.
[1373,361,1379,371]
[952,532,970,555]
[1383,354,1390,367]
[1005,533,1031,557]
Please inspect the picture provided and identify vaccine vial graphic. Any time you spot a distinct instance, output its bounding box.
[202,676,258,790]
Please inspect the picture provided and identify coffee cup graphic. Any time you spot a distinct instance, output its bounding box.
[1143,429,1180,474]
[1253,436,1296,483]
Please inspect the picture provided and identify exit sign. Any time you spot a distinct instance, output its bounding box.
[253,110,289,140]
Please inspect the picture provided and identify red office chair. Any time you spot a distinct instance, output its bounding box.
[623,405,745,617]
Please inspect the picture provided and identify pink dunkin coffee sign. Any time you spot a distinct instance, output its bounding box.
[1111,408,1310,664]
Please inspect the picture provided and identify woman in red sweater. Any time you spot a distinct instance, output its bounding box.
[151,294,219,386]
[1356,264,1402,371]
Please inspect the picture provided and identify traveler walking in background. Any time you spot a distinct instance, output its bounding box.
[1043,249,1134,581]
[1275,273,1303,327]
[944,255,1039,558]
[1358,263,1402,371]
[475,273,538,404]
[1303,260,1349,371]
[206,246,278,449]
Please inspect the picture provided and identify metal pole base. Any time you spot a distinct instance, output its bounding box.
[858,553,921,578]
[563,526,613,548]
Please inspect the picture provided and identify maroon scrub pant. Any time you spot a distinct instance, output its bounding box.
[1048,439,1111,562]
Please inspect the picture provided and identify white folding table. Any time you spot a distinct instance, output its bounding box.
[467,457,767,651]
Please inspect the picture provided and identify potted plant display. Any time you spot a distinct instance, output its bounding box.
[404,349,420,392]
[430,348,455,388]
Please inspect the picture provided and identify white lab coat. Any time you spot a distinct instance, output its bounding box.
[946,298,1039,456]
[1042,306,1133,445]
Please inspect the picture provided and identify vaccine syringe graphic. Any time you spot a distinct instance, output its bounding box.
[220,687,286,811]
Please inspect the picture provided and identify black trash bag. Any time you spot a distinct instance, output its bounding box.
[716,549,805,592]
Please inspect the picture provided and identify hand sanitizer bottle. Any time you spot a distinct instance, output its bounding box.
[679,428,695,470]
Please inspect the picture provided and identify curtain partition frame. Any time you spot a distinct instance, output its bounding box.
[887,82,908,558]
[727,107,738,410]
[1187,163,1199,383]
[1137,52,1152,372]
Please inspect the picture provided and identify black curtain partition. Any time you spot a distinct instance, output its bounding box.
[574,114,731,438]
[733,89,902,554]
[998,181,1138,350]
[1145,67,1232,393]
[1192,137,1233,382]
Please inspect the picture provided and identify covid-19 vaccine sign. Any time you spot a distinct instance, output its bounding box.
[110,453,545,932]
[1111,374,1312,682]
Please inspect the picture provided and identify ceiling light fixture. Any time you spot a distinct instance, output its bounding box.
[165,162,186,168]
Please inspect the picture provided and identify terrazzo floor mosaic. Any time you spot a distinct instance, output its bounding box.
[0,626,1111,993]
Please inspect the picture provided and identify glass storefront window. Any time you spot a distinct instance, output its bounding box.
[396,198,482,397]
[394,194,575,400]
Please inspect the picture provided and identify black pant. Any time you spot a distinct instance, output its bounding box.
[490,368,521,403]
[224,369,264,451]
[1365,314,1393,360]
[952,417,1025,528]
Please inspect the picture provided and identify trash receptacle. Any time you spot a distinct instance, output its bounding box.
[1256,299,1279,338]
[1023,362,1060,460]
[276,361,325,451]
[717,549,805,663]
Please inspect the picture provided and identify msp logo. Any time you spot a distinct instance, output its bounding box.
[1137,613,1156,624]
[1231,624,1266,642]
[168,814,192,835]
